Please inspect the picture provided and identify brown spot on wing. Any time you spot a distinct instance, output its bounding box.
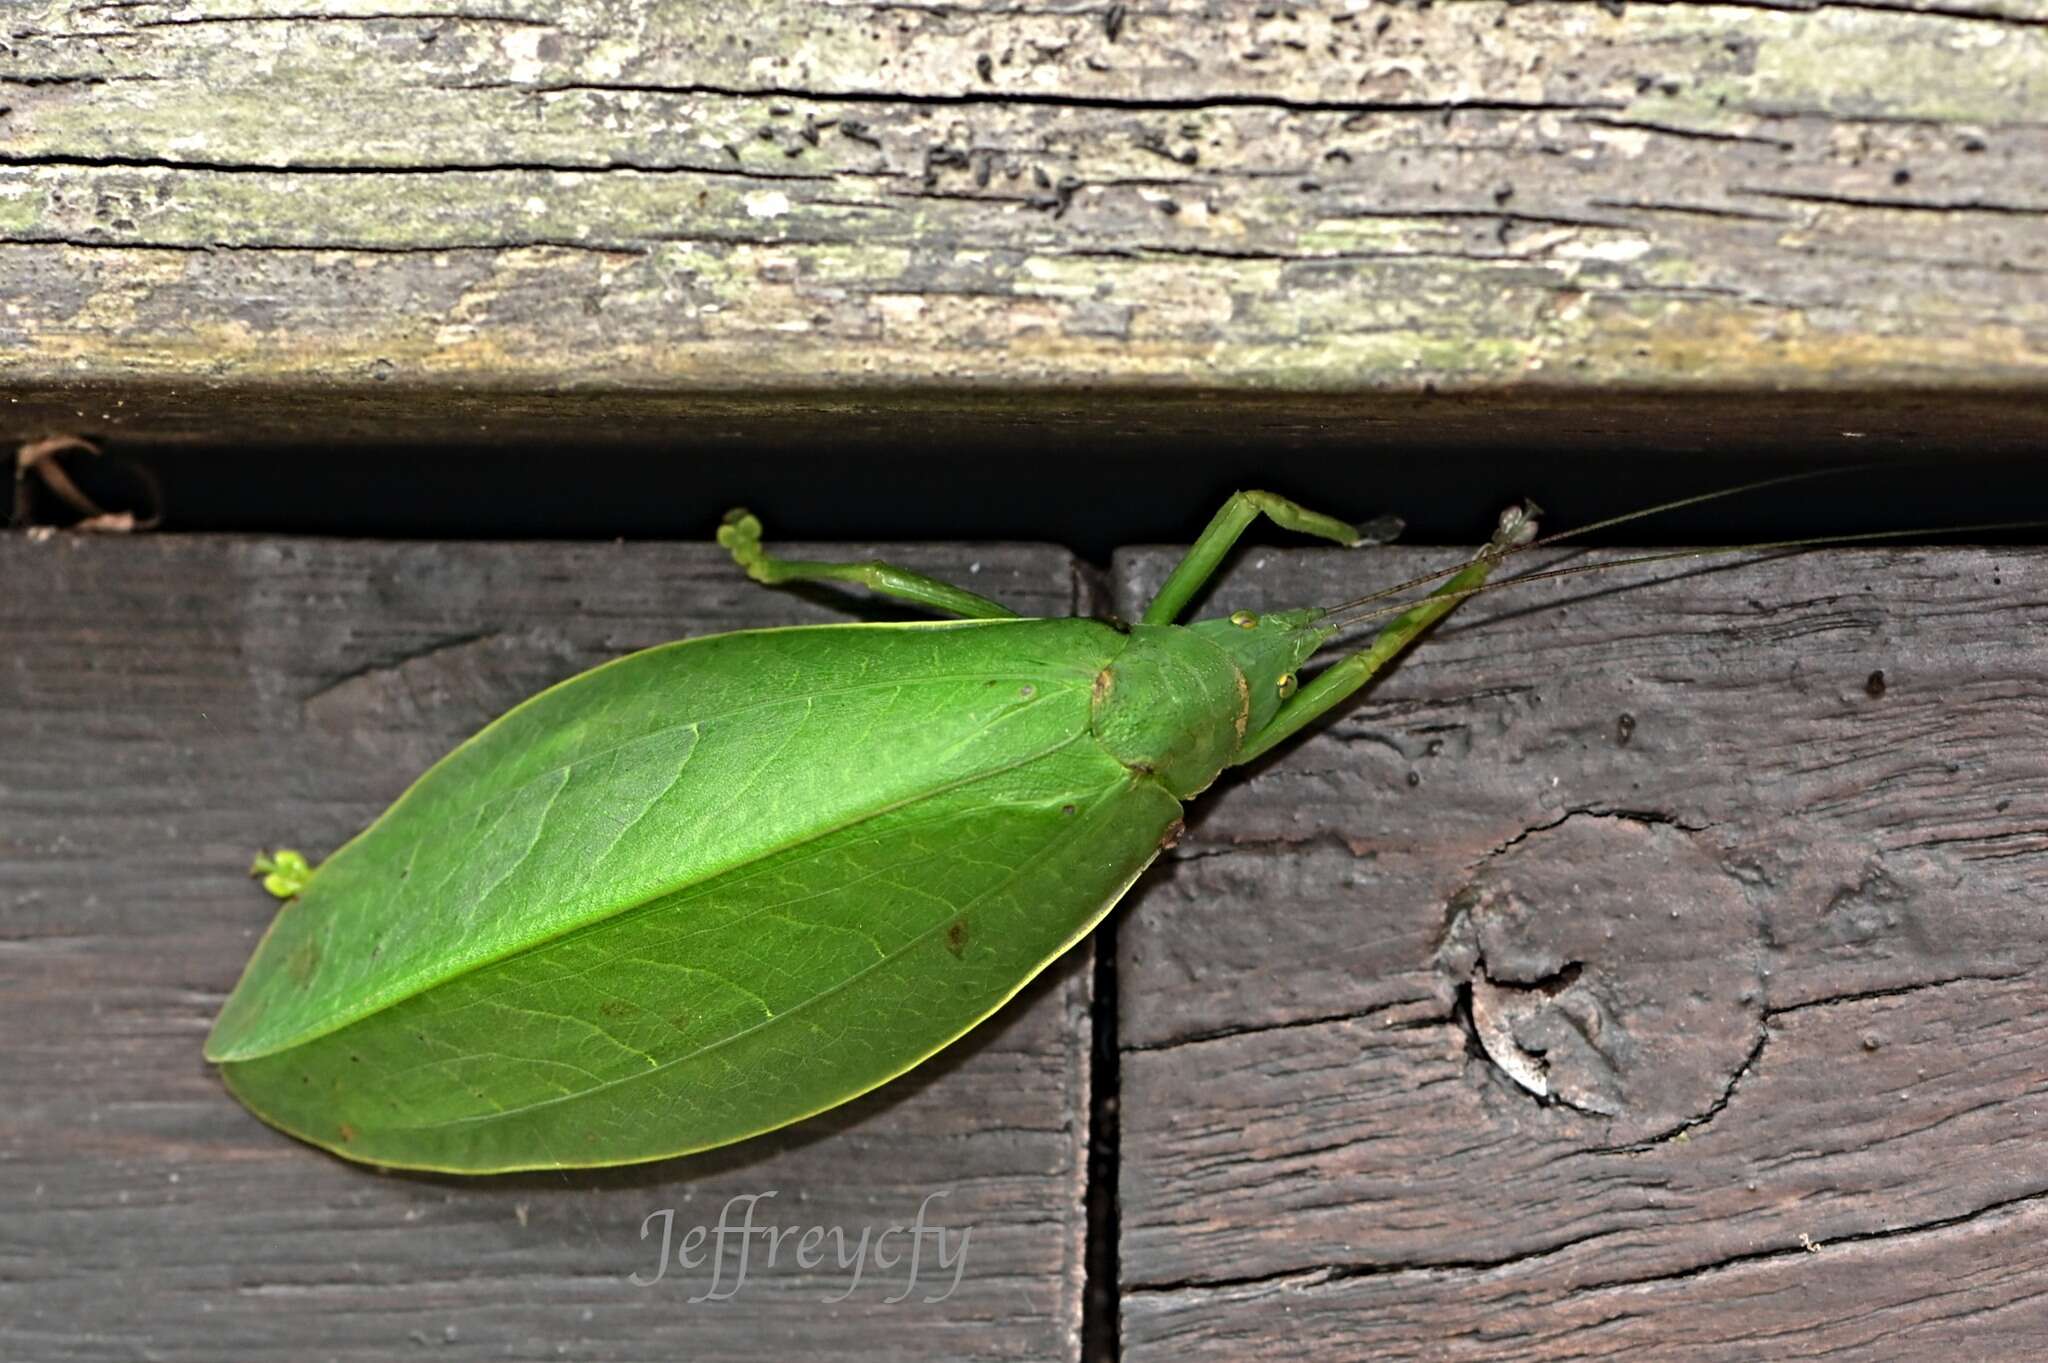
[286,940,321,986]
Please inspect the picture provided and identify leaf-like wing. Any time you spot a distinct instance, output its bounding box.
[218,740,1177,1171]
[208,618,1123,1063]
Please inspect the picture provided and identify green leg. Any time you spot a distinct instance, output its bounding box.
[1232,505,1534,765]
[1140,490,1397,627]
[718,510,1021,621]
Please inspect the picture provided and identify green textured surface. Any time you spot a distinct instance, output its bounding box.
[209,618,1174,1172]
[209,619,1115,1061]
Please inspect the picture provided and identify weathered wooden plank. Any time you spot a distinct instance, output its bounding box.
[0,535,1095,1361]
[3,1,2045,444]
[1109,542,2048,1359]
[1126,1184,2048,1360]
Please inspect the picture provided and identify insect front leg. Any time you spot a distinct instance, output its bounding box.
[1141,490,1401,626]
[1232,504,1534,765]
[718,510,1021,620]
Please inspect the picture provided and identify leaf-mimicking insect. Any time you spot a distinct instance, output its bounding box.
[208,479,2004,1173]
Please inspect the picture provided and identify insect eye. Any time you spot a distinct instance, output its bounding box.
[1230,610,1259,629]
[1276,673,1297,699]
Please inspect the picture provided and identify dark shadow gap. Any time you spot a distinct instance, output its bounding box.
[1082,913,1122,1363]
[15,442,2047,563]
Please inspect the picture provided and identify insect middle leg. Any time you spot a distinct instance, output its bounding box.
[718,510,1021,620]
[1141,490,1400,627]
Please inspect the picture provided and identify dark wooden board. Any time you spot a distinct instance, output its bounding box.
[13,527,2048,1360]
[1110,542,2048,1360]
[4,1,2046,447]
[0,535,1095,1362]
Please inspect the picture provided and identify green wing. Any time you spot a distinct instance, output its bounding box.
[219,739,1175,1171]
[208,617,1124,1063]
[208,615,1181,1170]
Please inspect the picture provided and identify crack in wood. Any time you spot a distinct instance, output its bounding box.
[299,629,504,711]
[1668,0,2048,32]
[116,11,556,28]
[1766,969,2032,1017]
[1119,996,1429,1056]
[0,236,650,256]
[1737,185,2048,215]
[1123,1181,2048,1300]
[1576,1026,1772,1153]
[1576,115,1800,151]
[0,152,845,181]
[437,79,1629,120]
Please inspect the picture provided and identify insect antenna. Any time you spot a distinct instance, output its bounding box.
[1318,517,2048,638]
[1312,463,1881,622]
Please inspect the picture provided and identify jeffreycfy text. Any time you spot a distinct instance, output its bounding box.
[630,1190,973,1303]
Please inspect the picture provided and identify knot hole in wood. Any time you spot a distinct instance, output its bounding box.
[1434,812,1764,1145]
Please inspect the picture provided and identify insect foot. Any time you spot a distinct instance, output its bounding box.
[1433,812,1762,1144]
[249,849,312,900]
[1487,499,1542,557]
[715,509,772,582]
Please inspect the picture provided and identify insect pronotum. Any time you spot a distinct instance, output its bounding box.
[205,479,2027,1173]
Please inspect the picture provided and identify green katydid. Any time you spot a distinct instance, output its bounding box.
[204,479,2025,1173]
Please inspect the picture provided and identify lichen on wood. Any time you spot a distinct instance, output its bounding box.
[1,0,2043,442]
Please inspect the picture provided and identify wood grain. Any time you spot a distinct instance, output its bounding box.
[1111,542,2048,1360]
[0,535,1095,1361]
[3,1,2045,446]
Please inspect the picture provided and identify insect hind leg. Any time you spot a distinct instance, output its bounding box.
[718,510,1021,620]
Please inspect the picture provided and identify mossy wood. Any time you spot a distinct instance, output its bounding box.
[3,1,2045,447]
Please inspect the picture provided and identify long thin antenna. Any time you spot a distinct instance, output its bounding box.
[1319,519,2048,637]
[1314,463,1878,621]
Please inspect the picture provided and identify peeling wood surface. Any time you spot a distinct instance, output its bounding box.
[0,536,1093,1362]
[3,1,2046,444]
[1110,543,2048,1359]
